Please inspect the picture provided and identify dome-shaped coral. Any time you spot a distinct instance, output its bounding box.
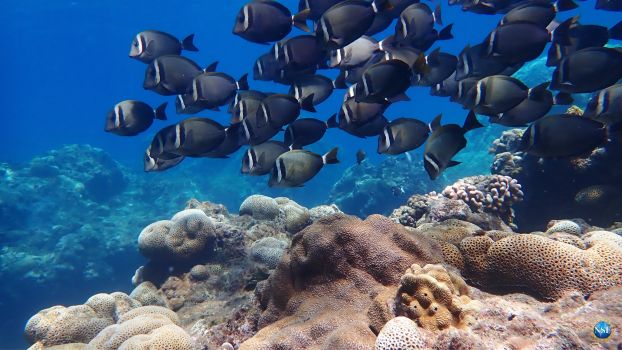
[396,264,480,331]
[249,237,288,269]
[239,195,280,220]
[545,220,582,236]
[130,282,167,307]
[375,316,426,350]
[138,209,214,262]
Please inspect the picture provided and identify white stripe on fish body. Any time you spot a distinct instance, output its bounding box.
[137,34,145,55]
[175,124,182,149]
[114,104,123,128]
[596,89,607,116]
[462,54,470,76]
[243,5,250,31]
[236,80,241,90]
[305,0,310,10]
[242,119,251,141]
[487,30,496,56]
[475,80,484,106]
[276,160,283,182]
[555,44,562,60]
[383,127,392,150]
[320,17,330,43]
[247,149,254,170]
[342,104,351,124]
[424,154,440,173]
[457,80,463,98]
[177,95,186,110]
[154,60,162,85]
[239,100,246,120]
[256,60,263,77]
[371,1,378,13]
[192,79,200,102]
[362,74,370,96]
[261,103,269,124]
[294,85,300,100]
[401,16,409,37]
[336,49,343,65]
[529,124,537,148]
[284,45,291,64]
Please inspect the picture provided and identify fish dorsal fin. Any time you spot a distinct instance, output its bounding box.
[204,61,219,72]
[448,160,461,167]
[430,114,442,131]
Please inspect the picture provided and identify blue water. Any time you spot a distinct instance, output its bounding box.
[1,0,620,348]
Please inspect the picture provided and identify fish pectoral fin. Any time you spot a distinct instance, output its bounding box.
[447,160,461,167]
[145,40,156,55]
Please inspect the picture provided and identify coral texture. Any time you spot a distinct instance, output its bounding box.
[240,214,444,349]
[249,237,289,269]
[374,317,426,350]
[396,264,480,331]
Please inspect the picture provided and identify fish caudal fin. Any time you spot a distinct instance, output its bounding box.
[609,20,622,40]
[554,0,578,12]
[300,94,316,112]
[322,147,340,164]
[552,16,578,46]
[326,114,338,128]
[155,102,168,120]
[438,24,454,41]
[205,61,219,72]
[463,110,483,132]
[527,82,550,101]
[237,74,249,90]
[292,9,311,33]
[554,92,573,105]
[182,34,199,52]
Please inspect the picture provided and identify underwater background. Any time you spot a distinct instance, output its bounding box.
[1,0,621,349]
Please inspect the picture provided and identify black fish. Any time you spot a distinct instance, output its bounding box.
[105,100,167,136]
[298,0,345,20]
[147,125,183,160]
[242,140,290,175]
[327,112,388,138]
[337,97,389,127]
[596,0,622,11]
[488,89,573,127]
[176,93,215,115]
[465,76,545,116]
[499,0,577,28]
[430,72,458,98]
[451,77,479,107]
[383,44,422,68]
[129,30,198,63]
[547,18,622,66]
[289,74,337,106]
[519,114,621,157]
[455,44,522,80]
[256,93,316,129]
[230,90,268,124]
[274,35,325,70]
[378,117,431,155]
[550,47,622,93]
[413,49,457,87]
[584,84,622,125]
[169,118,226,157]
[317,0,392,49]
[356,149,366,164]
[395,3,443,43]
[190,72,249,108]
[329,36,382,68]
[233,1,310,43]
[482,22,552,64]
[201,123,243,158]
[284,118,328,147]
[423,111,483,180]
[352,59,412,103]
[240,112,282,146]
[254,53,283,81]
[268,148,339,187]
[144,147,185,172]
[143,55,204,95]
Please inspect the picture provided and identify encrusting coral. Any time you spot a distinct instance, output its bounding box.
[138,209,215,262]
[395,264,480,331]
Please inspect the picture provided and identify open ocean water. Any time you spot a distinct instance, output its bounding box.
[1,0,621,348]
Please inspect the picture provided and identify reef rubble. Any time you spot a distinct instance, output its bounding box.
[24,192,622,350]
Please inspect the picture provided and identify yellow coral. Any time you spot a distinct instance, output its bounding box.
[396,264,480,331]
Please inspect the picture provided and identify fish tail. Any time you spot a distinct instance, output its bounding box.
[554,0,578,12]
[292,9,311,33]
[326,114,338,128]
[463,110,483,132]
[438,24,454,41]
[181,34,199,52]
[154,102,168,120]
[236,74,249,90]
[322,147,340,165]
[609,20,622,40]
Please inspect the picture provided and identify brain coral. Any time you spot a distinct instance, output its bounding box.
[138,209,215,262]
[130,282,167,307]
[87,306,190,350]
[249,237,289,269]
[239,214,444,350]
[25,293,141,347]
[239,195,280,220]
[375,317,426,350]
[485,233,622,299]
[396,264,480,331]
[545,220,582,236]
[275,197,311,233]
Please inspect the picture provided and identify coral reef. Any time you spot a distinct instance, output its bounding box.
[389,175,523,230]
[240,214,445,349]
[489,114,622,229]
[239,195,312,234]
[329,156,443,218]
[375,317,426,350]
[396,264,480,331]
